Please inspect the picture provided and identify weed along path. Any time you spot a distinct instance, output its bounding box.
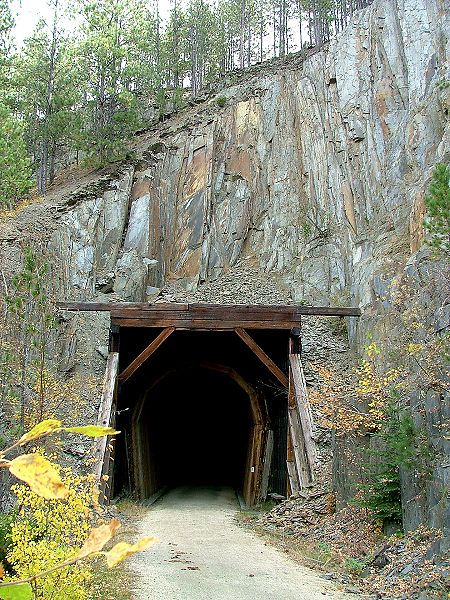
[128,487,358,600]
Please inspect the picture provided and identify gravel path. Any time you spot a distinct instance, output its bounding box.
[129,486,359,600]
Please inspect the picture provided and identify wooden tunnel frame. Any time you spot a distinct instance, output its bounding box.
[58,301,361,504]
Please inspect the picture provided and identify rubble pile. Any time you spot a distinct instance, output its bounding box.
[304,506,380,557]
[258,501,449,599]
[362,527,449,599]
[258,489,336,534]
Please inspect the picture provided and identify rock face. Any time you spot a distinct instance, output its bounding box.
[0,0,447,545]
[42,0,448,314]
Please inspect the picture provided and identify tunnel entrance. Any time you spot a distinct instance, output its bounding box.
[113,328,279,505]
[59,301,361,506]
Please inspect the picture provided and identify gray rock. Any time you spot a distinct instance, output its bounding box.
[344,586,361,594]
[96,345,109,360]
[146,286,161,299]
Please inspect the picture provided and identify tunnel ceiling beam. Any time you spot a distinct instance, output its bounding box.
[234,327,289,387]
[119,327,175,384]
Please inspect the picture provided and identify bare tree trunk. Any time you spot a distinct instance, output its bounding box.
[37,140,48,195]
[49,140,57,185]
[297,0,303,49]
[38,0,59,195]
[259,4,264,61]
[273,4,277,55]
[239,0,246,68]
[172,0,180,89]
[155,0,161,66]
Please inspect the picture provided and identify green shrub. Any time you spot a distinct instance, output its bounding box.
[424,163,449,255]
[0,511,15,572]
[344,557,366,576]
[356,399,430,528]
[216,96,227,107]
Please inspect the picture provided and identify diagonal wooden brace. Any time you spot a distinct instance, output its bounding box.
[234,327,288,388]
[119,326,175,384]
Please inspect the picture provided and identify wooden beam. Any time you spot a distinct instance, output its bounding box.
[286,428,300,495]
[119,327,175,384]
[234,328,288,387]
[287,363,313,488]
[94,352,119,489]
[260,430,274,501]
[111,317,299,330]
[57,301,362,318]
[289,351,317,471]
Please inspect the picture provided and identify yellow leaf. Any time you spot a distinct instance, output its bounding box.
[77,519,121,560]
[0,562,4,579]
[63,426,120,438]
[19,420,62,445]
[8,454,68,499]
[105,537,156,568]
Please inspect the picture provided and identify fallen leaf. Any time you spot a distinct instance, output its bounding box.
[8,454,68,499]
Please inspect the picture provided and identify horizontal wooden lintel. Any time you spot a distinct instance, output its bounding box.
[57,301,361,323]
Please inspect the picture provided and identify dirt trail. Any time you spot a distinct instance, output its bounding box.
[128,486,359,600]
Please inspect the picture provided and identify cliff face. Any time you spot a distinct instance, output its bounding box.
[44,0,448,313]
[0,0,448,536]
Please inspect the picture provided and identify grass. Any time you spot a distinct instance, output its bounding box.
[250,525,342,573]
[87,497,150,600]
[88,556,134,600]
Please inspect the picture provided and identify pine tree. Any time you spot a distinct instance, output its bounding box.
[0,0,14,101]
[424,163,450,255]
[0,104,32,208]
[76,0,142,163]
[14,4,81,193]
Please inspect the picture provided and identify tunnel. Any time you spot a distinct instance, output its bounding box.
[112,328,289,505]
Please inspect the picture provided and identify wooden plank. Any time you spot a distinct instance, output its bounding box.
[234,328,289,387]
[110,308,302,321]
[289,352,317,471]
[286,429,300,495]
[57,300,362,317]
[288,364,313,488]
[94,352,119,486]
[58,301,189,312]
[119,327,175,384]
[260,429,274,501]
[111,317,300,330]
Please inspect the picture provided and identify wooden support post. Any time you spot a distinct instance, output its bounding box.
[290,327,302,354]
[234,328,288,387]
[260,429,274,501]
[289,350,317,471]
[95,352,119,500]
[287,364,312,488]
[109,324,120,353]
[119,327,175,384]
[286,428,300,495]
[286,334,318,490]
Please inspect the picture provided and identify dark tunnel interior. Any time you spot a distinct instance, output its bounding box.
[141,367,253,488]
